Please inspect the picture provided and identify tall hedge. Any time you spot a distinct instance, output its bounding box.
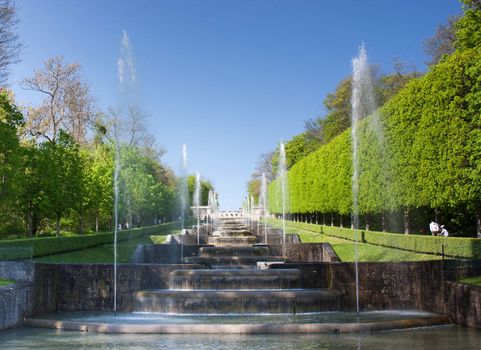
[269,47,481,233]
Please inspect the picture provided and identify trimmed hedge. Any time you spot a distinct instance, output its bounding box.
[269,218,481,259]
[0,221,180,260]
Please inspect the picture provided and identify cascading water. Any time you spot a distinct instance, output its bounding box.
[278,142,288,244]
[194,171,201,245]
[351,43,377,316]
[260,172,268,244]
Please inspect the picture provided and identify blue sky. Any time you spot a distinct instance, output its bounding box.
[11,0,461,210]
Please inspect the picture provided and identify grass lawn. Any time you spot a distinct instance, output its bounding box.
[460,276,481,287]
[291,228,442,262]
[0,278,14,286]
[35,232,172,264]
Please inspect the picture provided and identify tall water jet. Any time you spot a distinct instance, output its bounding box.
[207,189,214,231]
[260,172,268,243]
[113,29,137,315]
[250,195,255,231]
[351,43,376,316]
[180,144,188,230]
[112,117,120,315]
[194,171,201,245]
[278,142,288,244]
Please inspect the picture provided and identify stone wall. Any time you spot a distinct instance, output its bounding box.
[0,261,34,281]
[443,281,481,328]
[17,258,481,330]
[0,281,31,331]
[0,261,33,330]
[32,263,203,314]
[272,260,447,312]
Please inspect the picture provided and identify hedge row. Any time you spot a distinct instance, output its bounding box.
[0,221,180,260]
[270,218,481,259]
[268,48,481,230]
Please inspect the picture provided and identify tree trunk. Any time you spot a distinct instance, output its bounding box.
[434,208,440,223]
[79,206,84,235]
[27,207,34,238]
[340,215,343,228]
[365,215,370,231]
[56,213,61,237]
[477,206,481,238]
[330,213,334,227]
[403,208,410,235]
[381,212,386,232]
[323,213,326,226]
[95,211,99,232]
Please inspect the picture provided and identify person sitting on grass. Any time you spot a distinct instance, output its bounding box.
[440,225,449,237]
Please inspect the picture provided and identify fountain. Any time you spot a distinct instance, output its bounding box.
[6,40,457,346]
[112,29,138,315]
[278,142,288,244]
[351,43,377,315]
[179,144,189,261]
[180,145,188,231]
[260,172,268,244]
[194,171,201,245]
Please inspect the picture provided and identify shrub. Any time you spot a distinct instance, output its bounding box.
[0,222,179,259]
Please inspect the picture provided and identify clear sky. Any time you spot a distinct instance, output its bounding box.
[11,0,461,210]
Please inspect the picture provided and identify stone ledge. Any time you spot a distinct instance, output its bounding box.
[25,314,449,334]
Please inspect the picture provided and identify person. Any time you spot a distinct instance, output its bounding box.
[429,221,440,236]
[440,225,449,237]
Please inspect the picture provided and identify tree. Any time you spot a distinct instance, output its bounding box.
[0,90,24,235]
[455,0,481,50]
[321,77,352,144]
[40,131,83,235]
[21,56,95,144]
[303,117,324,151]
[247,178,261,203]
[251,151,275,181]
[424,16,458,65]
[0,0,22,86]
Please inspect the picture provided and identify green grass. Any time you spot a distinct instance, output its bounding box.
[0,278,14,286]
[290,227,442,262]
[460,276,481,287]
[35,233,170,264]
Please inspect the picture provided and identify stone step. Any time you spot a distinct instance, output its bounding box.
[169,269,301,290]
[207,236,257,245]
[199,246,269,258]
[183,256,284,267]
[209,264,257,269]
[133,289,340,314]
[212,230,253,237]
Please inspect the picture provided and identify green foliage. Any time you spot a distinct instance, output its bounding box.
[0,92,24,236]
[321,77,352,144]
[268,46,481,236]
[455,0,481,50]
[459,275,481,286]
[271,218,480,259]
[36,234,169,264]
[247,178,261,204]
[187,175,213,207]
[0,279,14,286]
[0,221,179,260]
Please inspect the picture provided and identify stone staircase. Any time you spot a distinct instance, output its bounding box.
[133,216,340,314]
